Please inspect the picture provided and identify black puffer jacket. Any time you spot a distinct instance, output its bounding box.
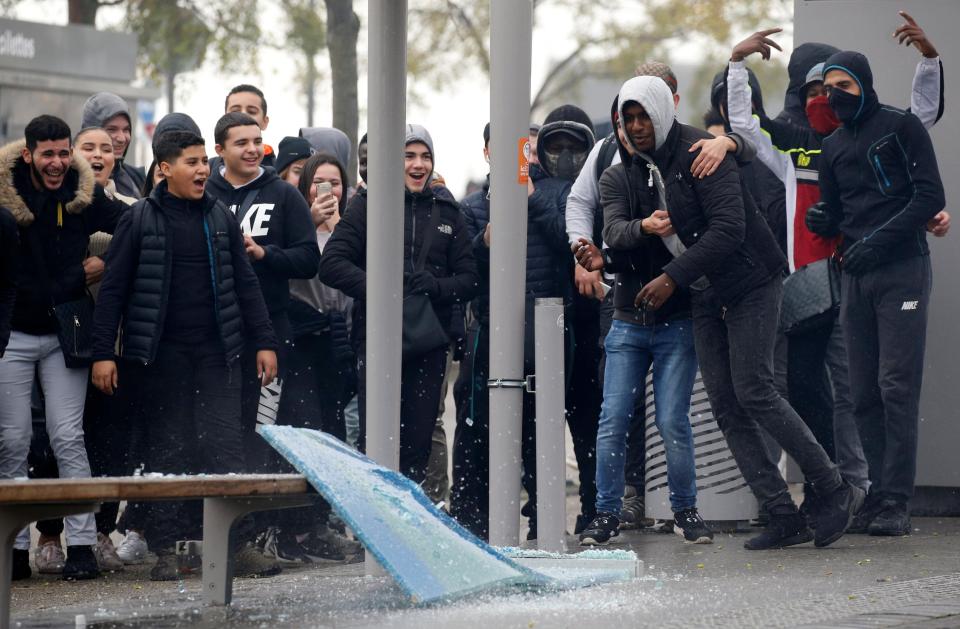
[460,165,572,325]
[0,140,125,336]
[0,206,17,356]
[91,182,278,365]
[317,185,479,347]
[603,121,785,308]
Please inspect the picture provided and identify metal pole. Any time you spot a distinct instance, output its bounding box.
[366,0,406,574]
[535,298,567,553]
[488,0,533,547]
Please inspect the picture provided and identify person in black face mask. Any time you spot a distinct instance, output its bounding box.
[537,106,595,182]
[537,105,606,537]
[808,50,946,538]
[451,116,577,541]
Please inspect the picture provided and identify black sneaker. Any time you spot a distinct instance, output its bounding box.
[149,553,178,582]
[847,493,882,534]
[868,501,911,536]
[578,512,620,546]
[12,548,31,581]
[574,513,595,535]
[744,512,813,550]
[814,482,865,548]
[798,487,820,530]
[262,528,313,565]
[62,545,100,581]
[620,486,654,530]
[674,508,714,544]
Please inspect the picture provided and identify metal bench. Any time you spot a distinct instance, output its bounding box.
[0,474,313,629]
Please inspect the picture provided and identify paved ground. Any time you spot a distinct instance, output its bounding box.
[10,514,960,629]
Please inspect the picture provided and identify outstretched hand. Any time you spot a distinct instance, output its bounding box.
[895,11,938,58]
[731,28,783,62]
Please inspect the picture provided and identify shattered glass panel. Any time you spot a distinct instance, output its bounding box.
[259,425,636,605]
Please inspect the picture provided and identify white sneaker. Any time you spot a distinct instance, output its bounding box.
[116,531,148,565]
[34,540,66,574]
[95,532,125,571]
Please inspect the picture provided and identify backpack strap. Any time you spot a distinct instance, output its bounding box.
[594,132,619,183]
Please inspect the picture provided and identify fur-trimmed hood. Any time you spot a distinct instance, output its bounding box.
[0,139,95,226]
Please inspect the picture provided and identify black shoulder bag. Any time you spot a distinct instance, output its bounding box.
[402,202,450,357]
[780,256,841,335]
[28,227,96,368]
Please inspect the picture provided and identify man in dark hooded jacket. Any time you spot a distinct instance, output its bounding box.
[604,76,864,551]
[451,114,573,541]
[81,92,146,198]
[809,51,945,537]
[728,20,946,525]
[319,124,478,485]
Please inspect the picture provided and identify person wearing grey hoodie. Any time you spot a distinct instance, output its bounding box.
[318,124,478,484]
[603,76,864,551]
[80,92,145,199]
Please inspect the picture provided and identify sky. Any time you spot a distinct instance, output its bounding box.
[6,1,794,197]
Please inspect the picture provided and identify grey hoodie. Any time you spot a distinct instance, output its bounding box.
[80,92,144,198]
[616,76,686,258]
[299,127,351,171]
[617,76,675,153]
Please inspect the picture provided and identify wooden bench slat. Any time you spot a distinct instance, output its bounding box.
[0,475,311,503]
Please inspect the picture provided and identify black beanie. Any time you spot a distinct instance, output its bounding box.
[543,104,595,137]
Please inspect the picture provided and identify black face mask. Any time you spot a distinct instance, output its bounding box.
[543,148,588,181]
[828,88,863,125]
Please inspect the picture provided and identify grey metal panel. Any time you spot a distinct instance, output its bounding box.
[0,18,137,81]
[794,0,959,487]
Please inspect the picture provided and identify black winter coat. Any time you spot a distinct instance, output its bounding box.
[460,165,572,326]
[205,167,320,318]
[0,206,17,355]
[91,182,278,365]
[0,140,125,336]
[317,185,480,348]
[820,105,944,263]
[603,122,785,308]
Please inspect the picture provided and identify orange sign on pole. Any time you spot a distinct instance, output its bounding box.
[518,137,530,184]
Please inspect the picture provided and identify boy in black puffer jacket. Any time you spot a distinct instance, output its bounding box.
[91,130,281,582]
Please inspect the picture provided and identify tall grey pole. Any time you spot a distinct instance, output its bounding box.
[535,298,567,552]
[366,0,406,573]
[488,0,533,547]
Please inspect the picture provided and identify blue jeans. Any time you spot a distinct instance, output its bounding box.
[595,318,698,514]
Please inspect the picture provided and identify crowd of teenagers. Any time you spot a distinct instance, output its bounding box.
[0,12,951,584]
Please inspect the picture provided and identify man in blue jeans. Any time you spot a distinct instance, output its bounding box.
[574,76,718,546]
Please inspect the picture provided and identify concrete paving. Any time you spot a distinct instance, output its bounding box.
[10,515,960,628]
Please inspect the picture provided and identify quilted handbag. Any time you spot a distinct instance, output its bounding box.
[780,257,841,336]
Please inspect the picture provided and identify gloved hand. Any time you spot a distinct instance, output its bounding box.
[805,202,841,237]
[841,240,882,276]
[406,270,440,298]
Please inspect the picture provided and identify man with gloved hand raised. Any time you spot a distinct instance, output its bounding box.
[808,50,945,537]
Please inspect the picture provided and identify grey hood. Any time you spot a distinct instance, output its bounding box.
[617,76,675,152]
[81,92,131,134]
[299,127,351,170]
[404,123,435,182]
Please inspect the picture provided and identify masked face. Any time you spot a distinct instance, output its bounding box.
[539,130,590,180]
[824,69,863,125]
[805,95,841,135]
